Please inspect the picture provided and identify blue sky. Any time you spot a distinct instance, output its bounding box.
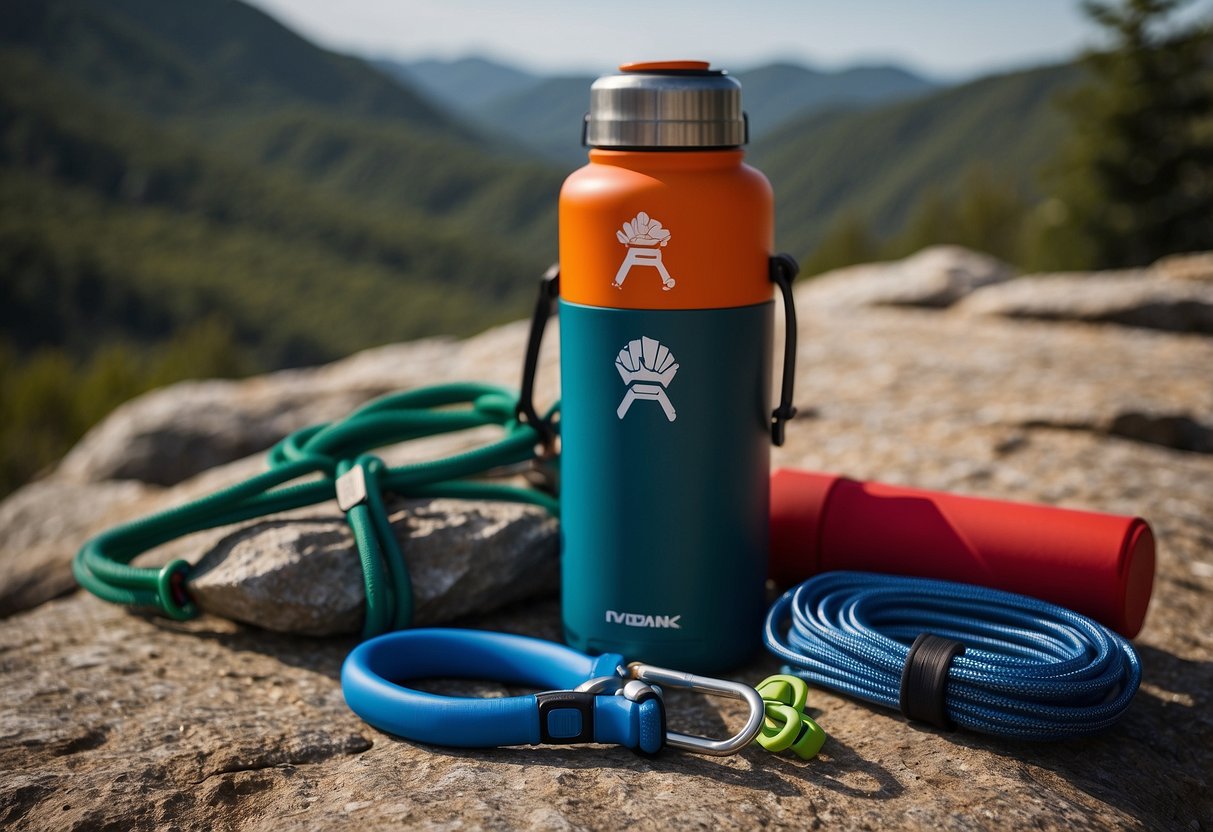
[245,0,1211,79]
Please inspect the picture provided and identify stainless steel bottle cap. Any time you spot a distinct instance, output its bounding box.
[585,60,746,149]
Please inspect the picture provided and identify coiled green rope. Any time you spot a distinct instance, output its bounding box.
[73,383,557,638]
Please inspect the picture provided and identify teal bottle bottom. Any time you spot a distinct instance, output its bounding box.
[558,300,772,673]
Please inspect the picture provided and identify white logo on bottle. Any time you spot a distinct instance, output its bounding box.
[613,212,675,290]
[605,609,682,629]
[615,336,678,422]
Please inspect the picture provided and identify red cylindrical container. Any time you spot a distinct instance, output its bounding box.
[769,468,1155,637]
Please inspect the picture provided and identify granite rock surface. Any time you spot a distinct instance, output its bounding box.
[796,245,1015,310]
[188,496,558,636]
[955,268,1213,334]
[2,248,1211,831]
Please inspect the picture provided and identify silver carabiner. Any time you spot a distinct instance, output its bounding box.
[627,662,765,756]
[573,675,626,694]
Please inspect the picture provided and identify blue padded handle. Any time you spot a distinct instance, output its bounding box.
[342,628,661,751]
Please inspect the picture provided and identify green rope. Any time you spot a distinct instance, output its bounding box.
[73,383,558,638]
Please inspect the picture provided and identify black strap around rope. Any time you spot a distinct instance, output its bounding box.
[899,633,966,730]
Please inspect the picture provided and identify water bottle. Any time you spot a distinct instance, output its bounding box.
[520,61,798,672]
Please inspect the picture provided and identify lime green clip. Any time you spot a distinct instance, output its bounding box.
[754,674,826,759]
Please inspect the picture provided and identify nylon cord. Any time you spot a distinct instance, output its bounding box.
[763,571,1142,740]
[74,383,558,637]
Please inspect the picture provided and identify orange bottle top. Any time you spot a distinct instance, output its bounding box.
[617,60,711,72]
[559,149,774,310]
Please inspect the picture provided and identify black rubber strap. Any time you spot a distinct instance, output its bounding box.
[768,254,799,446]
[899,633,966,730]
[516,265,560,451]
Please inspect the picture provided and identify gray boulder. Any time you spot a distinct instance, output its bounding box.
[0,478,155,616]
[956,269,1213,334]
[56,339,460,487]
[0,321,560,620]
[188,497,558,636]
[801,245,1015,309]
[1153,250,1213,282]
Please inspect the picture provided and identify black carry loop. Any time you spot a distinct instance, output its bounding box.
[516,256,800,448]
[769,253,800,447]
[516,264,560,453]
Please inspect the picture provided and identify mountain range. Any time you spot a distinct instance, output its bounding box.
[0,0,1094,497]
[754,61,1080,257]
[374,51,1082,266]
[1,0,1085,369]
[1,0,561,369]
[377,56,940,165]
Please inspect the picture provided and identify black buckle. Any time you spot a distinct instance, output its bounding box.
[535,690,595,744]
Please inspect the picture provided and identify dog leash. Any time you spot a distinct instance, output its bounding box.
[342,628,823,758]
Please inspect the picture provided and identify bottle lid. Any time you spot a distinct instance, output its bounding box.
[584,61,746,149]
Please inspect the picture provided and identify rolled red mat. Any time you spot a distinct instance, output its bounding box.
[769,469,1155,637]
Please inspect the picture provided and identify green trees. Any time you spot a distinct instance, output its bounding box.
[885,168,1033,265]
[801,167,1036,276]
[1045,0,1213,268]
[0,1,562,497]
[800,212,881,275]
[796,0,1213,278]
[0,321,251,495]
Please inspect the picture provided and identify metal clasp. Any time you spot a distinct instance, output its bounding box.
[627,662,765,756]
[574,675,627,695]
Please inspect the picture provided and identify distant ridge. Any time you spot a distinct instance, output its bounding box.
[0,0,564,368]
[374,56,540,113]
[477,75,597,166]
[375,56,939,165]
[737,62,936,138]
[1,0,1086,364]
[752,62,1083,260]
[1,0,459,129]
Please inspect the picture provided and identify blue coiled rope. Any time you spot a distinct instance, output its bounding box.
[763,572,1142,740]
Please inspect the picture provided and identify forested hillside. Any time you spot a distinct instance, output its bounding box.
[375,56,540,113]
[0,0,565,494]
[752,62,1084,264]
[731,62,936,139]
[3,0,459,124]
[1,0,565,363]
[0,0,1145,498]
